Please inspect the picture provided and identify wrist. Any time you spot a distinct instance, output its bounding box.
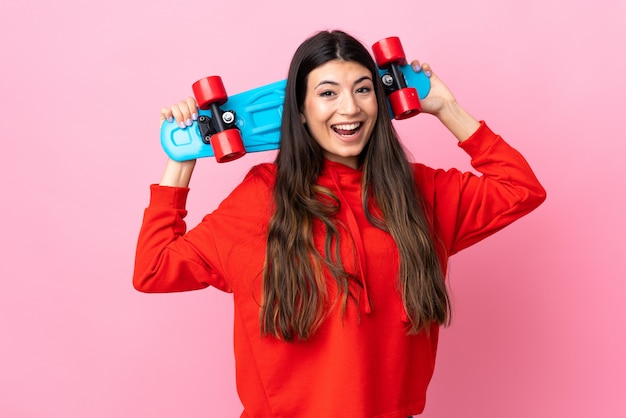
[159,158,197,187]
[436,101,480,143]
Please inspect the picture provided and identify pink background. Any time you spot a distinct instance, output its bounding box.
[1,0,624,417]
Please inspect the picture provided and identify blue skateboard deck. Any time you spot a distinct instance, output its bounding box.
[161,64,430,162]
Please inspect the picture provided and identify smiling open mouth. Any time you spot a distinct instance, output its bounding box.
[332,123,361,137]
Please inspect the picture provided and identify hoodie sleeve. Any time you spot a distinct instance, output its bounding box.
[414,121,547,256]
[133,164,275,293]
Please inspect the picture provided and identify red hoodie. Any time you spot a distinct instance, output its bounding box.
[134,122,546,417]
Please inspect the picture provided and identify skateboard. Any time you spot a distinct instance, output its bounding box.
[161,36,430,163]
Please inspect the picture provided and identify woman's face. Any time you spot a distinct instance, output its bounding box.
[300,59,378,169]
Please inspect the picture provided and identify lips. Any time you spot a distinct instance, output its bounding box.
[332,122,361,137]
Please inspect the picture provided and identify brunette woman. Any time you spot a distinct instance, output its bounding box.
[134,30,546,417]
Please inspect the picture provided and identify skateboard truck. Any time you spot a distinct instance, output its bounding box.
[380,68,408,100]
[192,76,247,162]
[372,37,422,119]
[197,108,237,145]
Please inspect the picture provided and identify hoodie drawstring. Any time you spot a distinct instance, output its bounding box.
[327,167,372,314]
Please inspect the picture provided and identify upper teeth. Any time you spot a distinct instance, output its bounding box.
[334,123,360,130]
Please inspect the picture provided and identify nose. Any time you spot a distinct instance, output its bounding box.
[339,93,360,115]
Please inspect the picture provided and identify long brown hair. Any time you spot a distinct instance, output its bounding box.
[260,30,449,341]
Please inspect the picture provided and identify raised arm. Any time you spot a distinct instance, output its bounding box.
[158,96,198,187]
[133,97,226,293]
[409,61,546,255]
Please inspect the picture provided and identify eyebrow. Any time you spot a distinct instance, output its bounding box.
[314,75,373,89]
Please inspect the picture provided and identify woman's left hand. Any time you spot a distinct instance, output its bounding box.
[410,60,457,117]
[410,60,480,142]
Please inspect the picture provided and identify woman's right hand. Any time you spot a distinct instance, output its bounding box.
[159,97,199,187]
[160,96,199,129]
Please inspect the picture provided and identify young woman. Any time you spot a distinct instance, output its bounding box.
[134,30,546,417]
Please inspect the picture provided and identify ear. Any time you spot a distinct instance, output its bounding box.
[300,112,306,124]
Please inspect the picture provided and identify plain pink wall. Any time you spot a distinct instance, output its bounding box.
[1,0,624,417]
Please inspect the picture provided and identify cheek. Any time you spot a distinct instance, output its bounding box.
[367,97,379,117]
[301,98,319,124]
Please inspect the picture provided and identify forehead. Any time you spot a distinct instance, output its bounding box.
[307,59,372,85]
